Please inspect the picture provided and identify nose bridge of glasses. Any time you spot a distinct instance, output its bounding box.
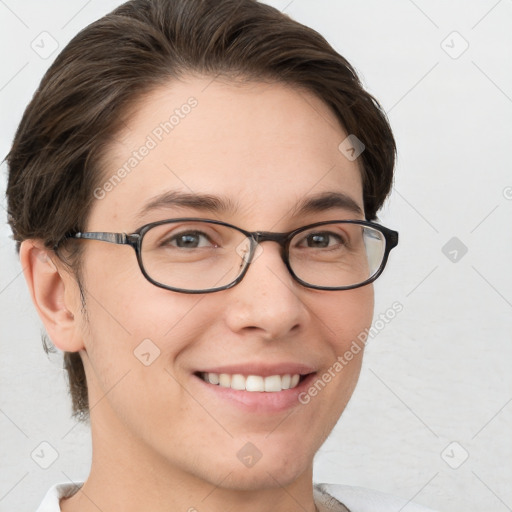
[251,231,288,246]
[238,231,288,266]
[250,231,288,258]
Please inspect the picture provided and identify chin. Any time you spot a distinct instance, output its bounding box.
[221,460,310,492]
[209,439,313,491]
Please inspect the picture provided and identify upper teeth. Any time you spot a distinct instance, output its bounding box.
[201,373,301,392]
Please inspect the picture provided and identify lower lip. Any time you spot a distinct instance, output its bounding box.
[192,373,317,413]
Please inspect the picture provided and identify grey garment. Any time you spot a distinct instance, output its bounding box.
[314,484,351,511]
[314,483,440,512]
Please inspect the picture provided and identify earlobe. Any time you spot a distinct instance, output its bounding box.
[20,240,84,352]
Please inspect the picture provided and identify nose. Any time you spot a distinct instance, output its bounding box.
[223,241,309,340]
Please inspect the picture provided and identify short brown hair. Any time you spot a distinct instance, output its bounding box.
[6,0,396,420]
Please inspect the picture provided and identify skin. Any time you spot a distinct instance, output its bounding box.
[21,77,374,512]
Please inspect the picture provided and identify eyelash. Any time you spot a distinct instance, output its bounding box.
[161,230,217,248]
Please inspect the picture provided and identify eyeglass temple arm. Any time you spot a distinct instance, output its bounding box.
[73,232,139,246]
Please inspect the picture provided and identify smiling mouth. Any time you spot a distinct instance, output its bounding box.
[196,372,309,392]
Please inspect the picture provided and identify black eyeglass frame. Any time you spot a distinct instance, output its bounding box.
[64,218,399,294]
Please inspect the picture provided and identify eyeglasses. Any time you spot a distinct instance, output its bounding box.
[66,218,398,294]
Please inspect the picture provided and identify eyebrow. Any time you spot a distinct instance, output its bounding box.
[293,191,364,217]
[136,190,364,220]
[136,190,237,220]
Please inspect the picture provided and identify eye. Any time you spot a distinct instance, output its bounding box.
[297,231,346,249]
[165,230,216,249]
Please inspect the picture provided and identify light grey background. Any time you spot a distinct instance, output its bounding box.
[1,1,511,511]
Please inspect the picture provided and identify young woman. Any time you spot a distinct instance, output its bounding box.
[7,1,435,510]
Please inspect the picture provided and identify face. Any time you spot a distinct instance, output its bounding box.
[73,78,373,491]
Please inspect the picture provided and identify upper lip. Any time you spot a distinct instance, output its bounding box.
[195,362,317,377]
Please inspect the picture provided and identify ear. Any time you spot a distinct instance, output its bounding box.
[20,240,84,352]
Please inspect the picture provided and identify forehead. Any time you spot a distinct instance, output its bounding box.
[90,77,364,230]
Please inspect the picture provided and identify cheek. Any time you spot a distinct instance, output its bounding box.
[77,255,213,403]
[79,244,209,343]
[312,285,373,402]
[78,286,213,442]
[317,284,374,351]
[284,286,374,453]
[81,287,208,367]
